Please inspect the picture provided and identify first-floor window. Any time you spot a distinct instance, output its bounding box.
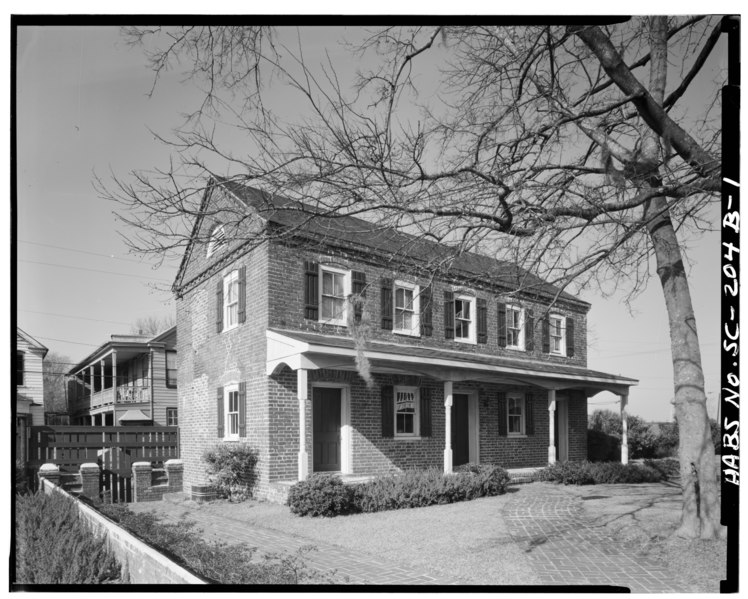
[550,315,565,354]
[166,351,177,388]
[507,395,525,435]
[395,386,419,436]
[226,386,240,439]
[166,407,178,427]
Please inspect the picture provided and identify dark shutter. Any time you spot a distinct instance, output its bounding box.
[566,317,575,357]
[497,392,507,437]
[352,271,366,323]
[238,265,247,324]
[238,381,247,438]
[477,298,488,344]
[419,387,432,437]
[217,386,225,437]
[380,278,393,330]
[420,286,433,337]
[216,279,224,333]
[497,302,507,347]
[381,385,394,438]
[525,393,534,435]
[304,261,319,320]
[444,291,455,339]
[525,309,535,351]
[542,314,550,353]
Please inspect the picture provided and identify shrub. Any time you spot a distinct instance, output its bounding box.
[587,429,621,462]
[15,490,122,584]
[287,473,355,517]
[537,460,663,485]
[643,457,680,479]
[98,504,332,583]
[455,463,511,496]
[202,443,259,501]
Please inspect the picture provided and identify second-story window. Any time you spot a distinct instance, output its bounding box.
[550,315,566,355]
[224,270,240,330]
[394,281,420,336]
[16,352,24,386]
[506,306,524,349]
[320,266,349,325]
[454,296,475,342]
[166,350,177,388]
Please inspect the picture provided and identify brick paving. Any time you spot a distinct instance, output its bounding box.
[502,483,686,592]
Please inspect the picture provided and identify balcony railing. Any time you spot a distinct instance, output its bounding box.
[71,381,151,412]
[116,384,150,404]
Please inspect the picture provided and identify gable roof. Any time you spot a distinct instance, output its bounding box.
[17,327,48,357]
[174,177,588,307]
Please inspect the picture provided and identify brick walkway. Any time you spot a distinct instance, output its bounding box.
[502,483,686,592]
[127,498,459,585]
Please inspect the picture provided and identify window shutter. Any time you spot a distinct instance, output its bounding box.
[216,279,224,333]
[419,387,432,437]
[525,309,534,351]
[542,314,550,353]
[217,386,224,438]
[525,393,534,435]
[304,261,319,320]
[497,392,507,437]
[380,278,393,330]
[238,381,247,438]
[419,285,433,337]
[352,271,366,323]
[477,298,488,344]
[497,302,507,348]
[238,265,247,324]
[566,317,575,357]
[381,385,394,438]
[444,291,455,339]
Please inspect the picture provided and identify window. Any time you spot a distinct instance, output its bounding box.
[394,281,420,336]
[320,266,349,325]
[395,386,419,437]
[506,306,524,349]
[507,395,525,435]
[225,385,240,439]
[207,224,226,257]
[166,351,177,388]
[166,408,178,427]
[224,270,240,330]
[454,296,476,343]
[16,352,24,386]
[550,315,566,355]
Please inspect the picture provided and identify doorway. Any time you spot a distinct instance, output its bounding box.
[313,386,342,472]
[554,398,569,462]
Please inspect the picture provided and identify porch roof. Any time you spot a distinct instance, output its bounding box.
[267,329,637,396]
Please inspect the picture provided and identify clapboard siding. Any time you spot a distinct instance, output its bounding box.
[17,332,46,425]
[151,348,178,426]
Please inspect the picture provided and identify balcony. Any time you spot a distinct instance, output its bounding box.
[71,380,151,413]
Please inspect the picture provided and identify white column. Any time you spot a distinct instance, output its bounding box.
[620,391,629,465]
[112,350,117,404]
[297,369,309,481]
[443,381,453,474]
[548,389,557,464]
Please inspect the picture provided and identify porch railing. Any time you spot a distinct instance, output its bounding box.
[71,380,151,412]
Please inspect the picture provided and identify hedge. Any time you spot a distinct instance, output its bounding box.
[537,460,663,485]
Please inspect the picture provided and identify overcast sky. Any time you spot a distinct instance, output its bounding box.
[14,23,725,421]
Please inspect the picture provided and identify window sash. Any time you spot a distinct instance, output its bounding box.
[507,308,522,347]
[225,272,239,327]
[16,353,24,386]
[454,299,473,339]
[321,270,346,320]
[507,397,524,434]
[166,408,178,426]
[227,390,240,437]
[550,317,564,353]
[394,388,418,436]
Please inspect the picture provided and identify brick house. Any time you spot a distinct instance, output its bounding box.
[16,327,48,466]
[173,178,637,502]
[66,327,178,427]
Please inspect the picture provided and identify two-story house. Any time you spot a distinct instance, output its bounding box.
[173,178,637,503]
[66,326,178,427]
[16,327,48,465]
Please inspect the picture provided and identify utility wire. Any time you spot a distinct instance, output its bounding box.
[18,309,132,326]
[19,240,148,265]
[18,259,172,282]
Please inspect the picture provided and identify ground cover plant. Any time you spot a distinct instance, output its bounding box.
[97,503,331,584]
[287,464,510,517]
[15,490,122,584]
[537,461,663,485]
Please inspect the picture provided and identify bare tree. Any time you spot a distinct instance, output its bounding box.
[130,314,176,336]
[43,352,73,414]
[103,18,726,539]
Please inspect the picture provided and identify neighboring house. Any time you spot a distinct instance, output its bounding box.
[16,327,48,466]
[173,178,637,502]
[66,327,178,427]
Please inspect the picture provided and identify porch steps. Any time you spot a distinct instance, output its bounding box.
[59,472,82,496]
[506,467,542,485]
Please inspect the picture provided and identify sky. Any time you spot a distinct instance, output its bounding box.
[13,22,727,422]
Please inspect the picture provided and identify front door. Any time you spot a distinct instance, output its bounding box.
[452,393,470,467]
[313,387,341,472]
[554,399,569,461]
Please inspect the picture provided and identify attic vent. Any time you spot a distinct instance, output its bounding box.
[207,225,227,257]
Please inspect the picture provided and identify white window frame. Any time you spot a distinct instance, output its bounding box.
[507,394,526,436]
[166,407,178,427]
[223,270,240,331]
[393,280,420,336]
[319,265,350,326]
[224,383,240,440]
[207,224,227,257]
[394,385,420,438]
[550,314,566,356]
[506,305,524,350]
[454,295,476,344]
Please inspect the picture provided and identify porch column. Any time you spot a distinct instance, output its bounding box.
[89,365,95,403]
[297,368,309,481]
[548,389,557,464]
[100,359,105,394]
[112,350,117,404]
[620,391,629,465]
[443,381,453,474]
